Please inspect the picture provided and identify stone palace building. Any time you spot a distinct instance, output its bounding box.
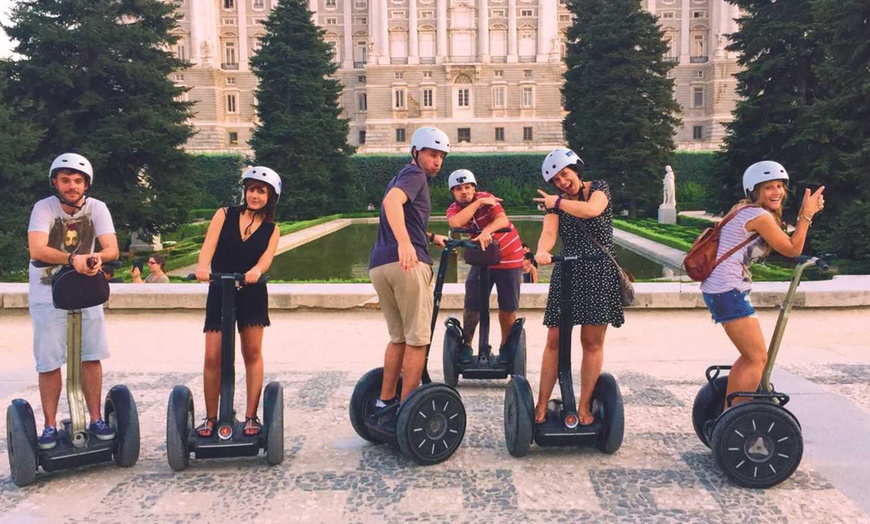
[171,0,741,153]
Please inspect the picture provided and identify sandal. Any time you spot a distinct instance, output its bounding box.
[244,416,263,436]
[197,417,217,438]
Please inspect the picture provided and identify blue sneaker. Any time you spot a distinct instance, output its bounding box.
[459,344,475,364]
[38,426,58,450]
[89,419,116,441]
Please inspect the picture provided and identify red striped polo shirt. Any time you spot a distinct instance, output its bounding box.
[446,191,524,270]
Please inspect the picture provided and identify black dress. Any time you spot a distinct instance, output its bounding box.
[542,180,625,328]
[203,206,276,332]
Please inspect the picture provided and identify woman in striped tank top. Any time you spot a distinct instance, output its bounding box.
[701,161,825,410]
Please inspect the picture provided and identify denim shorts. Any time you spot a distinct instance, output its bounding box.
[702,289,756,324]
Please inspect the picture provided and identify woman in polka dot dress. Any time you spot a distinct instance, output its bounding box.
[532,147,624,426]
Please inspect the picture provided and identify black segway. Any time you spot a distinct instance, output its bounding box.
[692,255,832,488]
[504,255,624,457]
[166,273,283,470]
[442,228,526,387]
[7,259,139,487]
[349,239,470,465]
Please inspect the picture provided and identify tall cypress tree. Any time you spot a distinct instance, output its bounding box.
[710,0,825,216]
[0,73,42,277]
[250,0,355,219]
[562,0,680,218]
[805,0,870,265]
[3,0,195,238]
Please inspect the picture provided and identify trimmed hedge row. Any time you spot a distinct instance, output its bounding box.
[184,151,717,218]
[349,151,716,215]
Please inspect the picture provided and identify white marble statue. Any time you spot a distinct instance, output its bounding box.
[663,165,676,208]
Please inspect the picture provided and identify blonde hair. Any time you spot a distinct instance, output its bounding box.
[730,183,788,257]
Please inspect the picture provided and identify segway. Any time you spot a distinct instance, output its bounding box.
[349,238,471,465]
[692,255,832,488]
[504,255,624,457]
[442,228,526,386]
[7,259,139,487]
[166,273,283,470]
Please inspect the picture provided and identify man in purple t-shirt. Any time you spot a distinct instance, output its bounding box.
[367,127,450,429]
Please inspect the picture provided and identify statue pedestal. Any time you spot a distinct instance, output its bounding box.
[658,205,677,225]
[129,232,163,253]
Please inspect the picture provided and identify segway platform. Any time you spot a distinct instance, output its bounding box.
[7,261,139,488]
[503,255,624,458]
[166,273,284,470]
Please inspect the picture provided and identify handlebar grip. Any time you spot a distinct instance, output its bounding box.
[187,272,269,284]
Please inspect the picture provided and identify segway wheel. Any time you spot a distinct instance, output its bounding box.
[263,381,284,465]
[349,367,402,444]
[593,373,624,454]
[105,385,140,467]
[692,376,728,448]
[510,330,527,377]
[710,402,803,489]
[166,385,194,471]
[504,376,534,457]
[396,384,466,465]
[7,399,38,487]
[442,327,461,387]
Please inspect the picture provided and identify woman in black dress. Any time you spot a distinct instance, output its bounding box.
[195,167,282,437]
[532,148,624,425]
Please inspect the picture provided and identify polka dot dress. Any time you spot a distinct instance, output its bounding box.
[543,180,625,328]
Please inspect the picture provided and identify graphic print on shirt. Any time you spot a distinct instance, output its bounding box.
[40,215,96,285]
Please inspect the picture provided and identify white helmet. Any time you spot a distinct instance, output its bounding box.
[541,147,584,183]
[242,166,282,200]
[410,126,450,156]
[49,153,94,186]
[743,161,789,198]
[448,169,477,190]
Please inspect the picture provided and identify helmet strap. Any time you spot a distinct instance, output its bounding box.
[56,193,87,215]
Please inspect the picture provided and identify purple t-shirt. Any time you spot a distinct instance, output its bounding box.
[369,163,433,269]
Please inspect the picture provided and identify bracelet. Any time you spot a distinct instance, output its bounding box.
[68,253,75,266]
[554,197,563,210]
[428,232,435,243]
[799,214,813,227]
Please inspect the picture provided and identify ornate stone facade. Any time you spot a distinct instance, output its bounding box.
[172,0,740,153]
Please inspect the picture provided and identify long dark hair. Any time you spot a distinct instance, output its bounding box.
[241,180,277,223]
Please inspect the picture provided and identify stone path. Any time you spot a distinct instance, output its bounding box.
[1,308,869,523]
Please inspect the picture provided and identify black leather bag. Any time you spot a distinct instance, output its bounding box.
[463,242,501,267]
[51,265,111,310]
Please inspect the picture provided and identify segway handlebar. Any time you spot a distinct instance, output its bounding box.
[30,258,122,269]
[795,254,835,272]
[450,227,512,235]
[445,228,512,252]
[186,272,269,284]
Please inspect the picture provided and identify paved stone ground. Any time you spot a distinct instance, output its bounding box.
[1,308,869,523]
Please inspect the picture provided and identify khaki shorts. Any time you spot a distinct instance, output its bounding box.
[370,262,434,347]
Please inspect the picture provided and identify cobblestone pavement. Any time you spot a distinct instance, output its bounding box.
[1,308,869,523]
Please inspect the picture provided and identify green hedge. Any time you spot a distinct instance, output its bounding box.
[350,153,546,213]
[182,151,718,219]
[349,151,717,216]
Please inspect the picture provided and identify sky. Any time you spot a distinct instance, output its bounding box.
[0,0,14,58]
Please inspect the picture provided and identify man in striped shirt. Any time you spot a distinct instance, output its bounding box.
[446,169,525,364]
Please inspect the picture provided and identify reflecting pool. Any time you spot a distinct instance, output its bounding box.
[269,222,666,282]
